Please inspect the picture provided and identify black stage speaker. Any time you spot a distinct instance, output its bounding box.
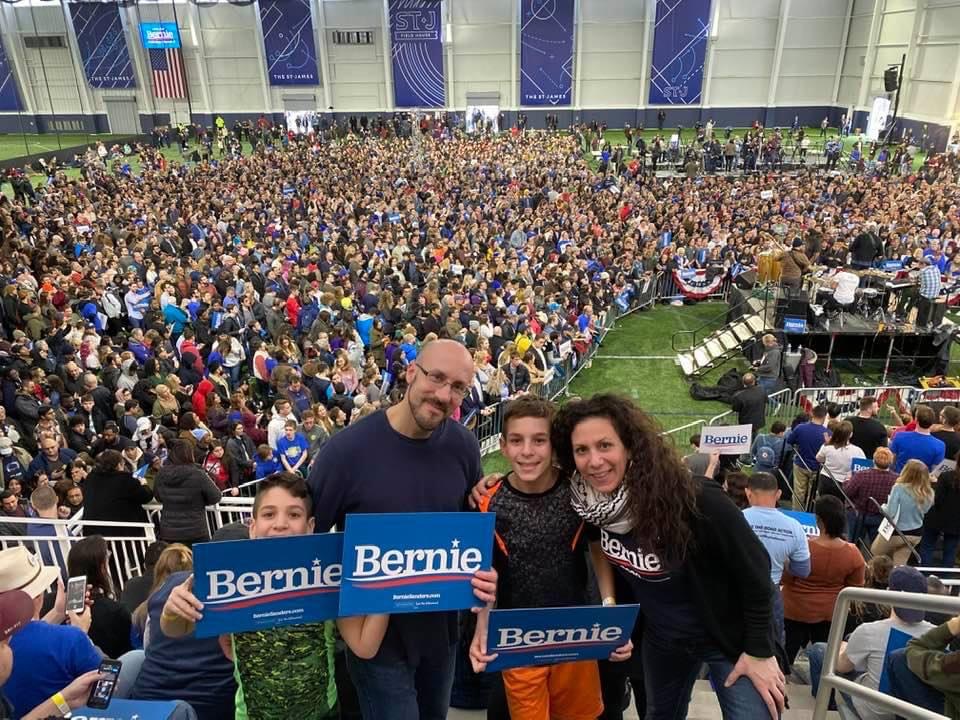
[776,291,810,328]
[735,269,757,290]
[884,67,900,92]
[932,299,948,327]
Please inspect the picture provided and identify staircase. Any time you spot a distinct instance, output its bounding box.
[675,297,776,377]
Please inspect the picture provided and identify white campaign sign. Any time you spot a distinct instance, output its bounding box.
[700,424,753,454]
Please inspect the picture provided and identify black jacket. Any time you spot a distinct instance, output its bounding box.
[153,464,222,542]
[923,471,960,533]
[82,468,154,536]
[732,385,768,433]
[684,479,776,661]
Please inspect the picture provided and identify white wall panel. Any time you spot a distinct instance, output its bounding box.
[846,15,873,46]
[711,49,775,77]
[783,18,845,48]
[451,0,512,25]
[325,0,387,110]
[709,77,767,105]
[580,0,646,23]
[776,76,834,104]
[914,45,959,84]
[779,49,841,78]
[877,11,913,47]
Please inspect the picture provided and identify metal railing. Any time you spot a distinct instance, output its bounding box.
[813,586,960,720]
[794,386,921,418]
[0,516,157,591]
[144,497,256,539]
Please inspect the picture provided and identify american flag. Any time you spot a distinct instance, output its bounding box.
[149,47,186,99]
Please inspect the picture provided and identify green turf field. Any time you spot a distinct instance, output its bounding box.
[481,302,960,473]
[0,132,129,161]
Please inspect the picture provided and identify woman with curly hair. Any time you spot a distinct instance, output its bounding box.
[550,394,784,720]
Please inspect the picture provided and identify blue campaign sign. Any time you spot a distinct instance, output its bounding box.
[71,699,179,720]
[781,509,820,537]
[140,22,181,50]
[852,458,873,473]
[485,604,641,672]
[784,316,807,334]
[339,512,494,616]
[193,533,342,638]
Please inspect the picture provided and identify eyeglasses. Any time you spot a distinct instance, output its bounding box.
[414,364,469,399]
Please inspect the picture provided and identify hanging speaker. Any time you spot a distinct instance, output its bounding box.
[884,67,900,92]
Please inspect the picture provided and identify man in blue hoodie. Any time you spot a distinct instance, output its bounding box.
[785,405,830,510]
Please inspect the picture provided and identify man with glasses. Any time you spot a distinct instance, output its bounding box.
[308,339,497,720]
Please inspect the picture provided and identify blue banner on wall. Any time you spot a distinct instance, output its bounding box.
[69,2,136,89]
[648,0,711,105]
[192,533,343,638]
[339,512,494,616]
[486,604,641,672]
[520,0,574,106]
[259,0,320,86]
[0,36,21,112]
[388,0,445,108]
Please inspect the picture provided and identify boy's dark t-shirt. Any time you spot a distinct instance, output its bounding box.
[483,475,587,609]
[846,415,889,459]
[308,411,482,664]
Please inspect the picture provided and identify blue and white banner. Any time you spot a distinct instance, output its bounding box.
[486,604,641,672]
[339,512,494,616]
[781,510,820,538]
[69,2,136,89]
[0,36,21,112]
[520,0,574,106]
[648,0,711,105]
[140,22,181,50]
[192,533,343,638]
[388,0,445,108]
[259,0,320,86]
[70,699,180,720]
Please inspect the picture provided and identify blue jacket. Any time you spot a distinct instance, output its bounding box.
[27,448,77,481]
[786,422,828,471]
[162,304,189,335]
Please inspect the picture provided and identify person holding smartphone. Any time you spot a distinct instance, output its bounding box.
[0,547,101,719]
[0,588,103,720]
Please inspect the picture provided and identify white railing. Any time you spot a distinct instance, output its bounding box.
[0,516,157,591]
[144,497,256,540]
[812,586,960,720]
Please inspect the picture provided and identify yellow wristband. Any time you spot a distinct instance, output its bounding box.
[52,691,71,715]
[602,596,616,607]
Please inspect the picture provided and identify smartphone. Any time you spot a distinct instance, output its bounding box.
[87,659,122,710]
[66,575,86,614]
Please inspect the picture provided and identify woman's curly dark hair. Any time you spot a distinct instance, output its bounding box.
[551,394,698,568]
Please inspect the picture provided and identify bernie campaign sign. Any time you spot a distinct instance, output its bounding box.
[193,533,342,638]
[700,424,753,454]
[70,699,180,720]
[485,604,642,672]
[339,512,494,616]
[781,509,820,537]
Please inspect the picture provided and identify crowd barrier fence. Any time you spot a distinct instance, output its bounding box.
[0,515,157,591]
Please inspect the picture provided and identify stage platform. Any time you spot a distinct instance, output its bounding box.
[728,286,955,379]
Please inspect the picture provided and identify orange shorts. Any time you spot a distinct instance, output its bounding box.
[502,660,603,720]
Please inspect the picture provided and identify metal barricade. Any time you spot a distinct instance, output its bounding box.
[915,387,960,416]
[813,587,960,720]
[0,516,157,591]
[145,498,256,541]
[659,419,706,446]
[794,386,922,419]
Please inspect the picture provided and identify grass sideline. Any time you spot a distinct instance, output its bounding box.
[482,302,960,473]
[0,132,128,162]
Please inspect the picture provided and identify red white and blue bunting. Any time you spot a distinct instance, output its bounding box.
[671,269,724,300]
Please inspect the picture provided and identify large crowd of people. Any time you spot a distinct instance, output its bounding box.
[0,116,959,719]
